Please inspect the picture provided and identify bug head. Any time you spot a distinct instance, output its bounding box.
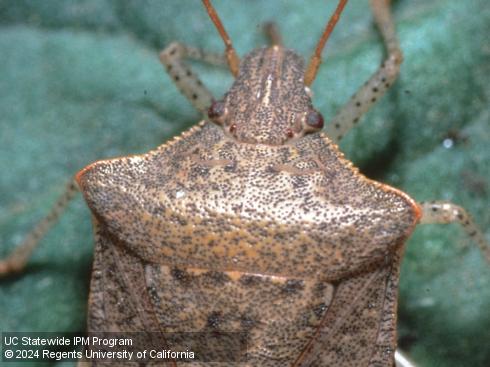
[202,0,348,145]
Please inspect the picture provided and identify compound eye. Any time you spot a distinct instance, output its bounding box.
[208,100,226,124]
[305,109,324,130]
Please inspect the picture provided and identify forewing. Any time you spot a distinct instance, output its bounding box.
[86,219,176,367]
[294,248,403,366]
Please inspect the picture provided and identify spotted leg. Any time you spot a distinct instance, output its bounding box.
[325,0,402,143]
[392,202,489,364]
[160,42,227,114]
[419,201,490,262]
[0,180,79,276]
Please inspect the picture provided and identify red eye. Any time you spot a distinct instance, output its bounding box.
[208,100,226,122]
[305,110,324,129]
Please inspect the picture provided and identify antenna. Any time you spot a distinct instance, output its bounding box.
[201,0,240,77]
[304,0,349,86]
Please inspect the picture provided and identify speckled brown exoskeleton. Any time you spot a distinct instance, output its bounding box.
[1,0,489,366]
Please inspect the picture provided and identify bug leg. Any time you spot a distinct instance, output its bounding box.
[325,0,402,143]
[419,201,490,262]
[160,42,227,114]
[0,180,79,276]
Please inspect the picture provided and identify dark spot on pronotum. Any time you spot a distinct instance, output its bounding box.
[169,48,176,55]
[171,267,190,283]
[186,70,192,77]
[313,303,328,319]
[335,123,340,129]
[147,285,159,302]
[432,207,438,212]
[205,271,230,285]
[239,275,259,286]
[372,87,378,93]
[240,314,257,329]
[192,93,198,100]
[282,279,304,294]
[356,101,361,107]
[207,312,222,329]
[174,75,180,81]
[224,163,236,172]
[353,118,359,124]
[371,97,377,103]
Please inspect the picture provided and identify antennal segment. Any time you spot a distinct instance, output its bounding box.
[202,0,240,77]
[304,0,348,86]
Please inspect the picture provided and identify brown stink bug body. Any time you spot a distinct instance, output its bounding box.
[80,42,417,367]
[1,1,489,366]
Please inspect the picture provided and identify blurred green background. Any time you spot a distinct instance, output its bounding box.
[0,1,489,366]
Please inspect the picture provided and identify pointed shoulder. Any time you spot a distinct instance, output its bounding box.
[77,128,420,281]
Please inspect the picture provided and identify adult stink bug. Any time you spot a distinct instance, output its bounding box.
[0,0,490,367]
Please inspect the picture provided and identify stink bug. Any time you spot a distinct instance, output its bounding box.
[1,1,489,366]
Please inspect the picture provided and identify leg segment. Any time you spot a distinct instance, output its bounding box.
[0,180,79,276]
[419,201,490,262]
[325,0,403,143]
[160,42,227,114]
